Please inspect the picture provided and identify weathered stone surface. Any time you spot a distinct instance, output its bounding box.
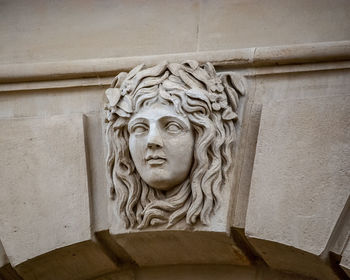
[0,240,8,268]
[94,270,135,280]
[1,0,350,65]
[340,239,350,277]
[15,241,119,280]
[135,264,313,280]
[105,62,244,230]
[245,95,350,278]
[104,62,249,266]
[199,0,350,51]
[0,87,104,119]
[0,264,23,280]
[0,115,91,266]
[84,113,109,232]
[247,237,337,280]
[231,67,350,230]
[0,0,198,64]
[113,231,250,267]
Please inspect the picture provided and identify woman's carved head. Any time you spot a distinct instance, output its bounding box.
[105,61,244,229]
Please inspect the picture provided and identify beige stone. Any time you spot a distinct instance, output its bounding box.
[0,41,349,85]
[245,95,350,278]
[232,66,350,229]
[136,265,256,280]
[0,88,110,234]
[199,0,350,51]
[0,0,198,64]
[84,113,109,232]
[104,62,249,267]
[0,7,349,275]
[1,0,350,65]
[0,87,104,120]
[106,62,244,230]
[0,114,91,266]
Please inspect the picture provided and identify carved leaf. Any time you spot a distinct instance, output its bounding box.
[167,63,181,76]
[105,88,121,106]
[125,64,144,81]
[182,60,199,70]
[222,108,238,121]
[134,61,168,82]
[228,73,246,96]
[111,72,127,88]
[117,95,133,113]
[135,71,170,92]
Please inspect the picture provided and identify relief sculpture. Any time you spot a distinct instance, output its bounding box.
[105,61,244,229]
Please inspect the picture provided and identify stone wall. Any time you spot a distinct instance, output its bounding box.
[0,1,349,280]
[1,0,350,64]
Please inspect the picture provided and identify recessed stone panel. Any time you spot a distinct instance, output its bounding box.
[245,95,350,278]
[0,114,91,266]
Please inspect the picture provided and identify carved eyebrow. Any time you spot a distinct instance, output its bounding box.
[128,118,149,131]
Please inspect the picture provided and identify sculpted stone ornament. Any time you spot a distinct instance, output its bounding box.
[105,61,244,229]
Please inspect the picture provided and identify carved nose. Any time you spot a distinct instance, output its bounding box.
[147,125,163,148]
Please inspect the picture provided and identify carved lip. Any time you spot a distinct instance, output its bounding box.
[146,155,166,165]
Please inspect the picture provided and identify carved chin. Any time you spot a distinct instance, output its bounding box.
[141,169,190,191]
[147,179,176,191]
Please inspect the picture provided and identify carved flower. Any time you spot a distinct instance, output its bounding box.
[209,77,224,93]
[209,93,227,111]
[121,85,131,96]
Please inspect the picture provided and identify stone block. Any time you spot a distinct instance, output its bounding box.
[15,241,118,280]
[94,270,135,280]
[0,115,91,266]
[245,95,350,278]
[0,87,104,120]
[84,113,109,232]
[104,61,250,267]
[340,240,350,277]
[135,264,256,280]
[0,0,198,64]
[113,231,250,267]
[134,264,313,280]
[0,240,8,268]
[109,145,250,267]
[199,0,350,51]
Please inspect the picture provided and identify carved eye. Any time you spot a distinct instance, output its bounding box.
[132,124,148,134]
[166,122,182,133]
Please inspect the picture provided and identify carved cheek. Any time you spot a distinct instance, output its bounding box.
[129,135,146,167]
[167,133,194,165]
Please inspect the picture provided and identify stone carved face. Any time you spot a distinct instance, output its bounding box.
[105,61,244,229]
[128,102,194,191]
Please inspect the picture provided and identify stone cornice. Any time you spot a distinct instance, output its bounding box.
[0,41,349,84]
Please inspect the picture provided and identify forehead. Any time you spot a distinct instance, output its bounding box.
[130,103,189,124]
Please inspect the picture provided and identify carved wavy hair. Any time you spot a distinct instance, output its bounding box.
[105,61,244,229]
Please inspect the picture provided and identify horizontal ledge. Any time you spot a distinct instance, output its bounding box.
[1,41,350,83]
